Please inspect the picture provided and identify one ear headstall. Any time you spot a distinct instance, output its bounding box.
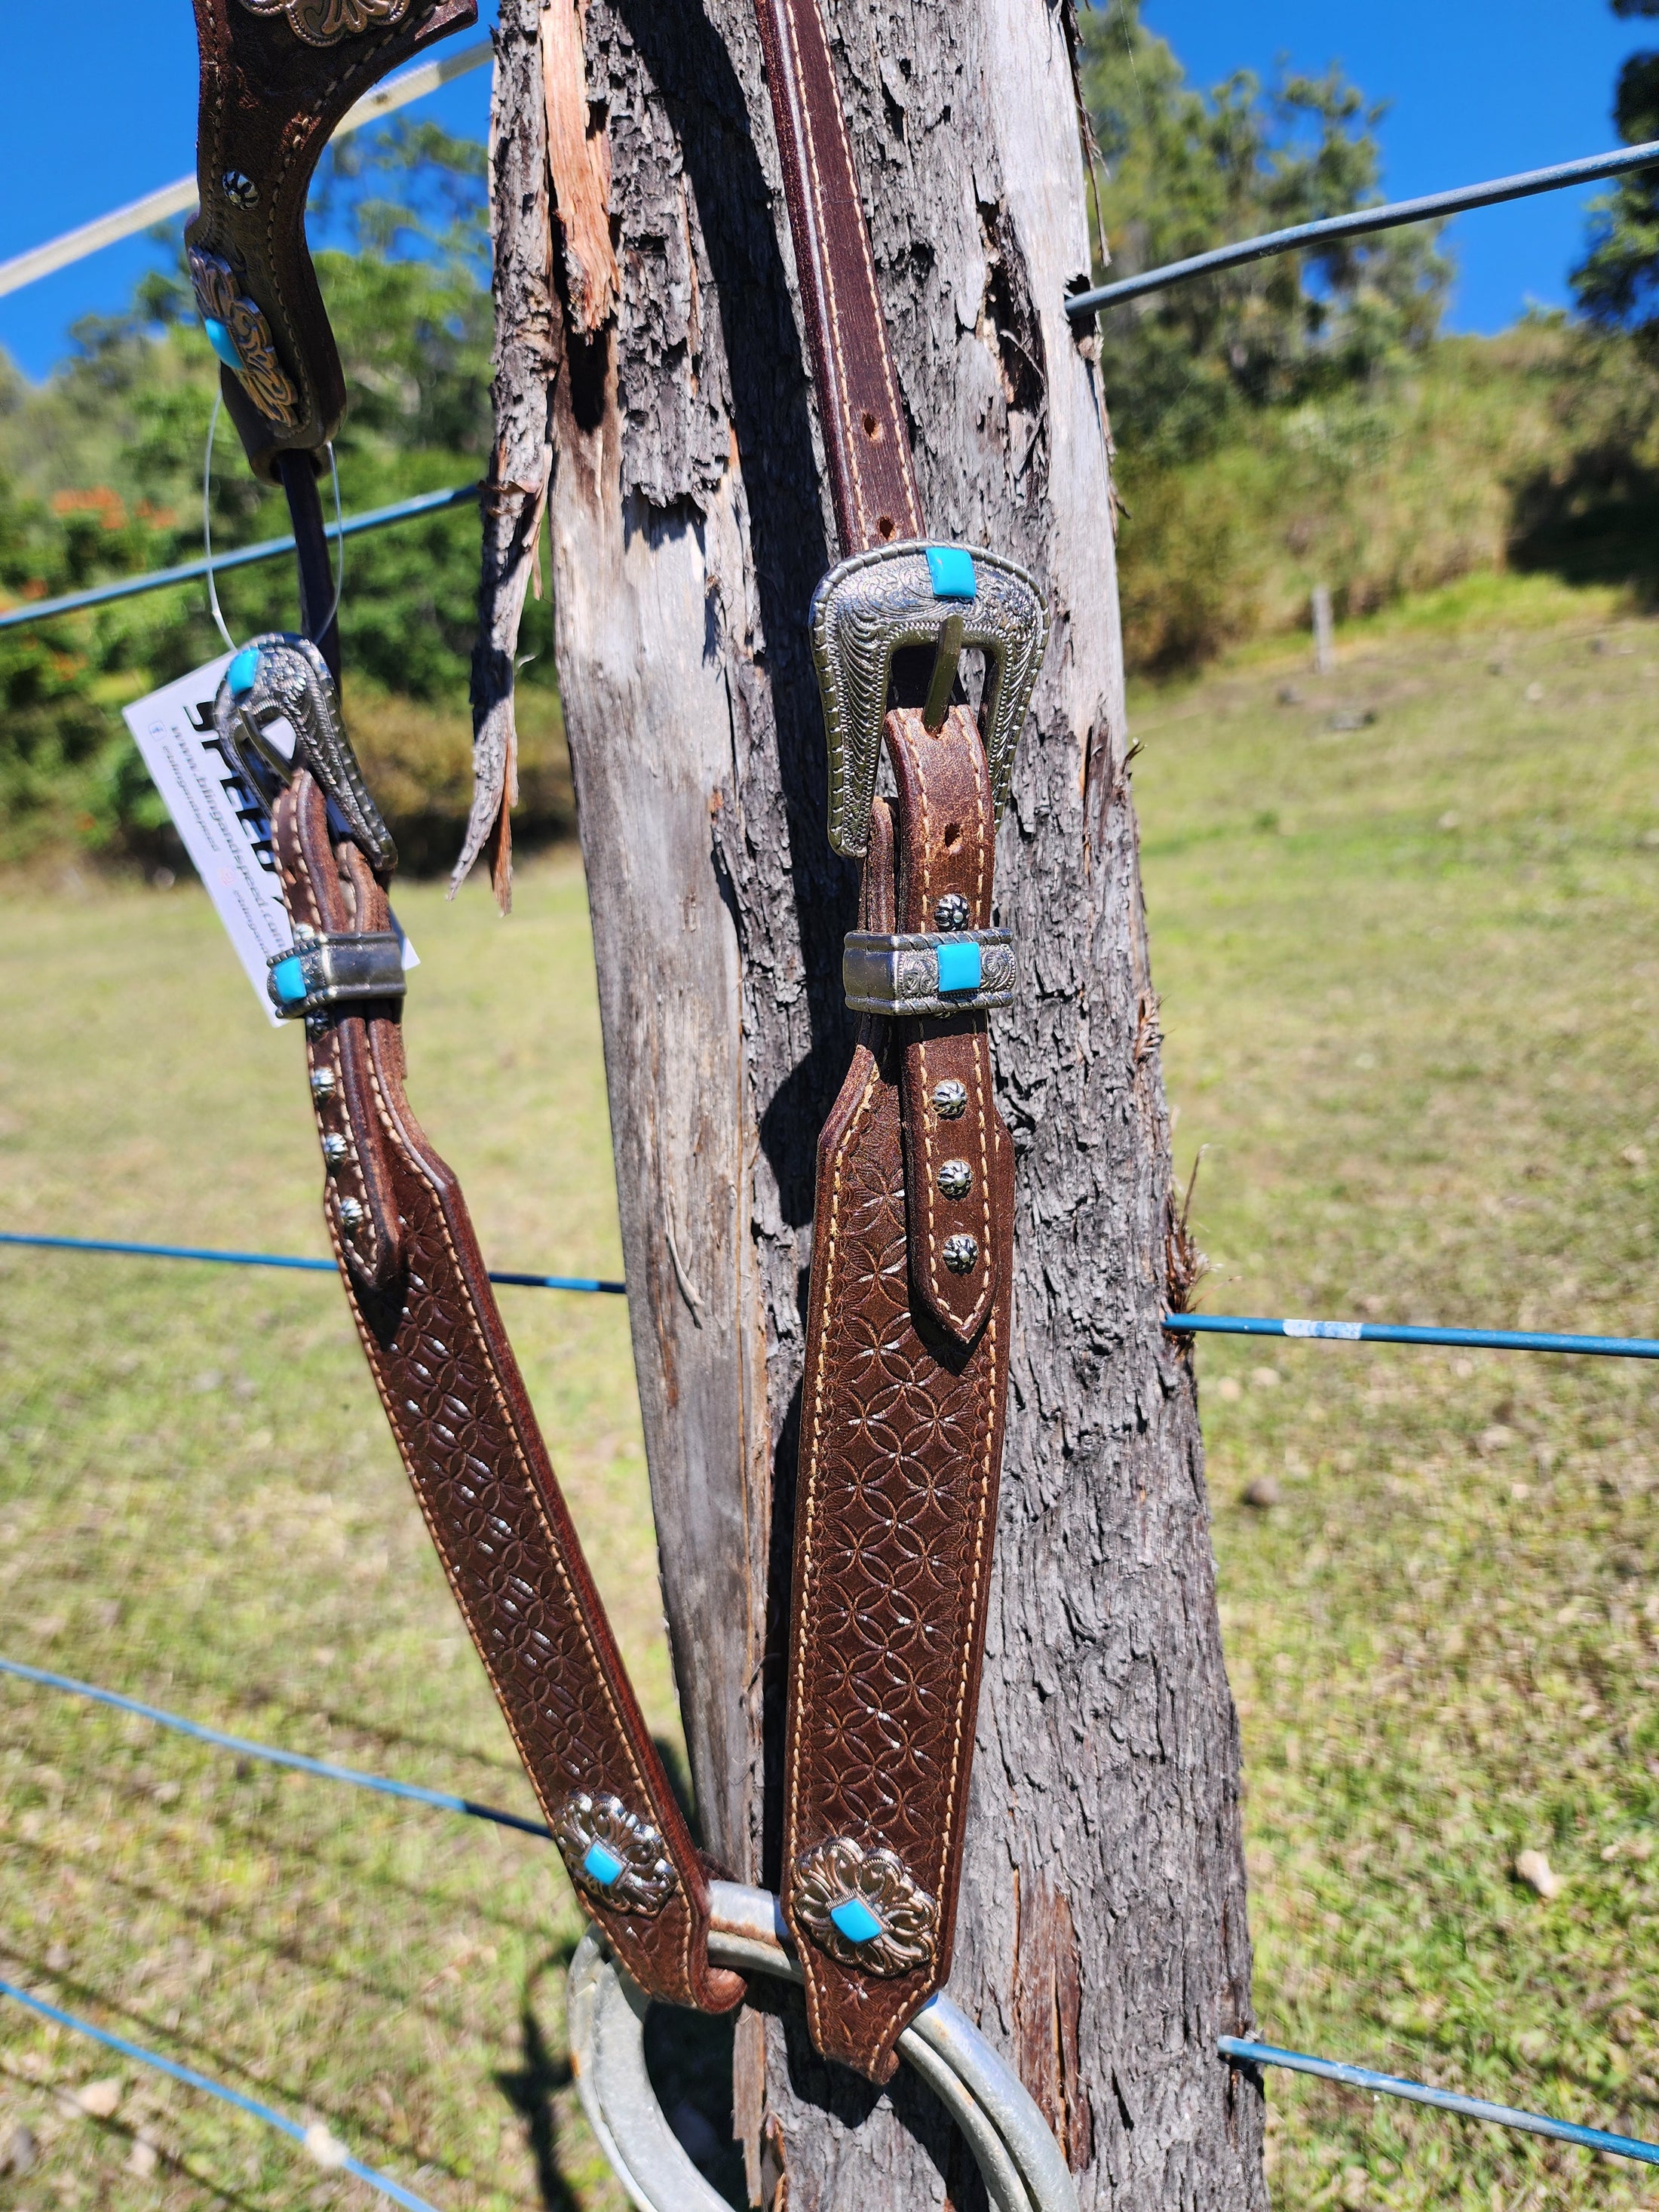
[186,0,748,2022]
[186,0,477,480]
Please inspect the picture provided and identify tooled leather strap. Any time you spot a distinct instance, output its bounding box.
[187,0,476,480]
[267,766,742,2017]
[189,0,744,2020]
[750,0,1040,2082]
[752,0,922,554]
[782,710,1014,2082]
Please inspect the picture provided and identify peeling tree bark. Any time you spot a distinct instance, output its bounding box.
[476,2,1268,2206]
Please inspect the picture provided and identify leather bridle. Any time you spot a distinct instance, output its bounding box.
[184,0,1051,2149]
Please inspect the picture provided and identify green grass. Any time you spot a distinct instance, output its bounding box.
[4,579,1659,2209]
[0,858,651,2210]
[1135,589,1659,2208]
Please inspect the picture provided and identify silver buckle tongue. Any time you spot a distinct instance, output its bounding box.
[214,632,397,874]
[810,541,1048,860]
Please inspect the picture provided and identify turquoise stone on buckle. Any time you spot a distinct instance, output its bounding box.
[268,953,308,1009]
[925,545,977,600]
[828,1898,885,1946]
[203,317,244,372]
[581,1841,626,1887]
[934,938,983,994]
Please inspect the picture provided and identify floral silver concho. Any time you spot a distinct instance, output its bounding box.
[235,0,411,47]
[790,1836,938,1977]
[554,1791,678,1917]
[189,248,301,431]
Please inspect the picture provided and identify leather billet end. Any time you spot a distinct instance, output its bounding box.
[187,0,477,477]
[883,707,1013,1346]
[782,705,1013,2076]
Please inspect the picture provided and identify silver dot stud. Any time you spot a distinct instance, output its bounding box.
[309,1066,338,1101]
[320,1133,349,1164]
[336,1196,366,1233]
[222,170,259,208]
[942,1234,979,1274]
[938,1158,972,1200]
[932,1078,968,1120]
[934,892,970,931]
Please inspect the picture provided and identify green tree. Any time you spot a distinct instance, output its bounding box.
[0,124,567,866]
[1572,0,1659,327]
[1080,0,1449,461]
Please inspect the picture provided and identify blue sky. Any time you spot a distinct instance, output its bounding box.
[0,1,1646,381]
[1141,1,1639,331]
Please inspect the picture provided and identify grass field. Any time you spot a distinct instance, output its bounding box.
[3,570,1659,2210]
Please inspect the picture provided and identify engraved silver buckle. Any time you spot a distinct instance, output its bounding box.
[810,541,1048,860]
[215,632,397,874]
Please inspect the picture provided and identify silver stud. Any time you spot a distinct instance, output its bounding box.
[320,1133,349,1164]
[222,170,259,209]
[934,892,970,931]
[937,1158,972,1200]
[336,1196,365,1233]
[931,1078,968,1120]
[942,1234,979,1274]
[309,1066,338,1101]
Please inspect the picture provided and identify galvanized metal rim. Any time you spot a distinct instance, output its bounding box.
[566,1882,1079,2212]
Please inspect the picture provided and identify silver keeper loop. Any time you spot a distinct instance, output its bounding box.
[843,929,1015,1017]
[267,930,406,1020]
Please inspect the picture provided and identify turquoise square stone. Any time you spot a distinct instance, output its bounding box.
[582,1840,625,1886]
[936,939,982,994]
[269,956,308,1006]
[830,1898,884,1944]
[203,317,244,372]
[926,545,977,600]
[227,646,262,698]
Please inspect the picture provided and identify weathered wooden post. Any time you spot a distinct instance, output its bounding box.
[471,0,1266,2202]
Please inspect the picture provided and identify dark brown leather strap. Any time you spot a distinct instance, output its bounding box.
[189,0,746,2022]
[748,0,1041,2082]
[751,0,922,554]
[782,709,1015,2082]
[187,0,477,479]
[268,769,743,2017]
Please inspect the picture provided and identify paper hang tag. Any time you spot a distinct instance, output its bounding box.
[122,652,416,1029]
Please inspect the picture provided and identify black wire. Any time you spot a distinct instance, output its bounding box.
[277,453,342,686]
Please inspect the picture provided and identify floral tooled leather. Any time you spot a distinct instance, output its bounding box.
[273,775,742,2017]
[783,716,1015,2081]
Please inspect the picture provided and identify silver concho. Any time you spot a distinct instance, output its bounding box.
[235,0,412,47]
[811,541,1048,859]
[790,1835,938,1977]
[554,1791,679,1917]
[215,634,397,874]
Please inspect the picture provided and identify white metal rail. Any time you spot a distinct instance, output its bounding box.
[0,38,493,302]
